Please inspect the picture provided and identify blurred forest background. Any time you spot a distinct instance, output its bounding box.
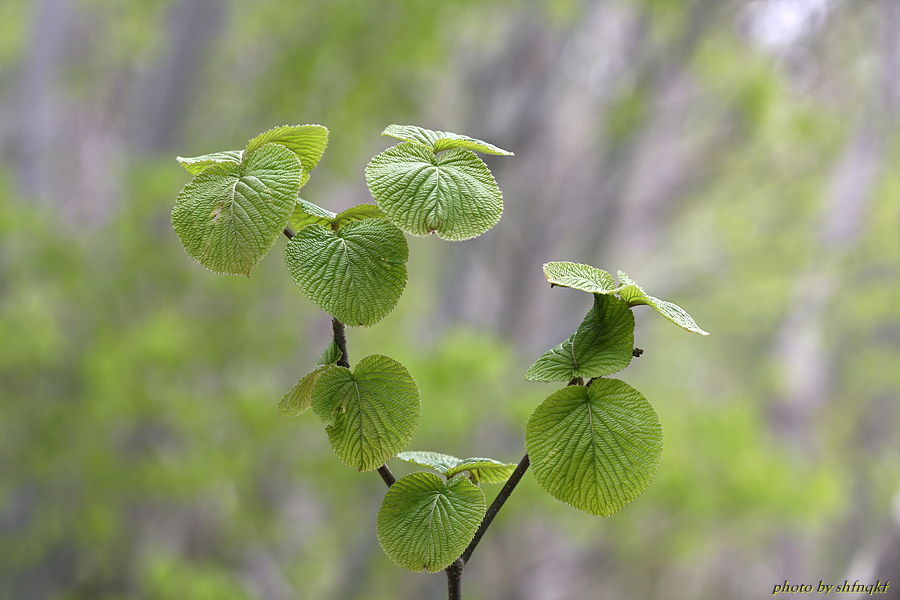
[1,0,898,599]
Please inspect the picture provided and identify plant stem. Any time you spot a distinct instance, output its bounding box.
[446,558,464,600]
[441,452,530,600]
[377,464,396,487]
[283,226,295,239]
[445,376,579,596]
[460,452,530,564]
[331,318,350,368]
[323,283,529,599]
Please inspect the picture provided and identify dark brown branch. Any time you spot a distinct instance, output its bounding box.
[283,226,295,239]
[377,464,396,487]
[332,318,350,368]
[459,452,530,565]
[446,558,464,600]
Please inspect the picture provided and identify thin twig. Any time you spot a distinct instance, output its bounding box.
[459,452,530,565]
[377,464,396,488]
[332,318,350,368]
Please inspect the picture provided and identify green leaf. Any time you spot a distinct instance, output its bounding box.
[377,472,486,572]
[288,198,336,231]
[176,150,243,176]
[289,201,385,233]
[525,294,635,382]
[543,261,617,294]
[310,355,420,471]
[382,124,513,156]
[396,451,517,484]
[539,262,709,336]
[616,271,709,335]
[317,339,342,366]
[525,379,663,516]
[277,340,342,417]
[245,124,329,187]
[333,204,386,228]
[284,219,408,326]
[277,363,332,417]
[172,143,301,276]
[365,142,504,241]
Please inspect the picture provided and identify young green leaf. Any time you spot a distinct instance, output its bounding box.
[542,261,617,294]
[277,364,332,417]
[316,339,341,366]
[245,124,329,188]
[172,143,301,276]
[382,124,513,156]
[288,198,336,231]
[396,451,517,484]
[310,355,420,471]
[289,201,385,233]
[377,472,486,573]
[277,340,342,417]
[176,150,243,176]
[332,203,386,229]
[615,271,709,335]
[525,379,663,516]
[525,294,635,382]
[284,219,409,327]
[365,142,503,241]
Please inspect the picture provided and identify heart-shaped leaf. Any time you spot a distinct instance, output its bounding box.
[284,219,408,326]
[365,142,503,241]
[525,379,663,516]
[382,124,513,156]
[377,472,486,572]
[172,143,301,276]
[525,294,635,382]
[310,355,420,471]
[396,451,517,484]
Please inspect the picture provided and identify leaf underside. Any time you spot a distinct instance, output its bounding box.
[396,451,517,484]
[382,124,513,156]
[289,198,336,231]
[541,262,708,336]
[176,150,243,176]
[616,271,709,335]
[543,261,617,293]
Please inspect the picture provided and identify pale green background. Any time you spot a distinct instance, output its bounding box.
[1,1,898,599]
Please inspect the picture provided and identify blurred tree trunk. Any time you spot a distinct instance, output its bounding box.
[434,0,722,354]
[130,0,227,152]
